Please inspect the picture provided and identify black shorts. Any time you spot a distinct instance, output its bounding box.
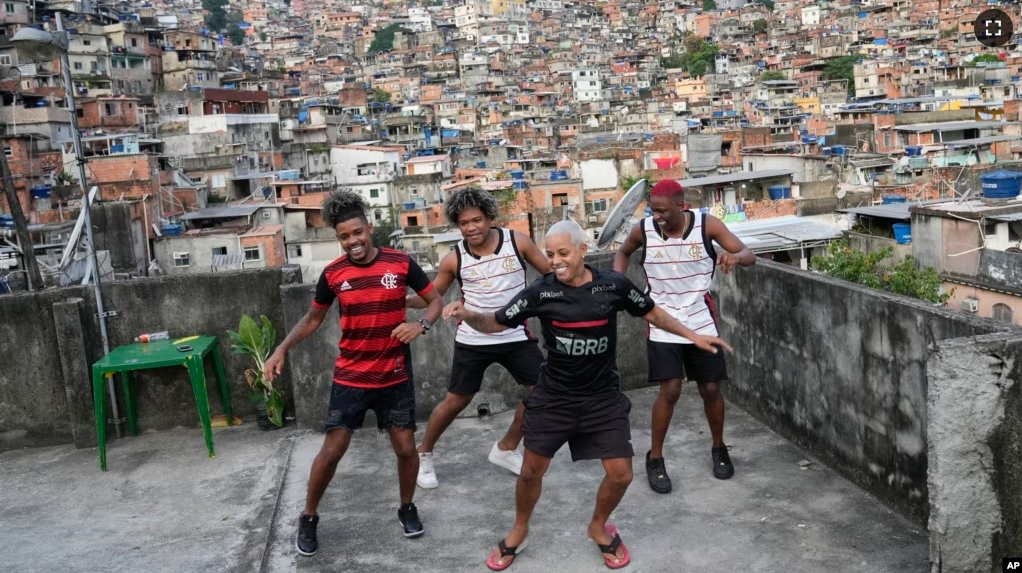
[647,340,729,383]
[522,387,634,462]
[449,340,543,395]
[323,379,416,433]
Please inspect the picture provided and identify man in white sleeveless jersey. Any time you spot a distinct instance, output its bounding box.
[614,179,756,491]
[407,188,551,489]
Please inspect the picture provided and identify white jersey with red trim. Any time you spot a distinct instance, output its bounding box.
[456,227,531,345]
[640,213,718,344]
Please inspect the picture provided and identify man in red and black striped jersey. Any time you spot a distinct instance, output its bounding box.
[264,190,443,557]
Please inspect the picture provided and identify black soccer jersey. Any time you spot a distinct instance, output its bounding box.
[494,266,655,398]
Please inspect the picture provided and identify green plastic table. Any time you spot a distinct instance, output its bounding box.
[91,335,234,471]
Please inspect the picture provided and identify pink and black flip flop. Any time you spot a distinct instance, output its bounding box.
[596,524,631,569]
[486,538,528,571]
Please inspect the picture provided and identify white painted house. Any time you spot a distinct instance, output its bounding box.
[329,144,405,220]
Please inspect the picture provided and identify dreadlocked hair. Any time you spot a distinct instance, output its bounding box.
[321,189,369,228]
[444,187,500,225]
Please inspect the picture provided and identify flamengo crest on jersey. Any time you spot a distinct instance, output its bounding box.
[457,228,530,345]
[641,213,718,344]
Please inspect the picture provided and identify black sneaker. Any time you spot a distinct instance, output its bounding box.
[645,451,672,494]
[712,445,734,480]
[296,513,319,556]
[398,503,424,538]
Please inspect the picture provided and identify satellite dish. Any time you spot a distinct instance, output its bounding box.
[596,178,648,250]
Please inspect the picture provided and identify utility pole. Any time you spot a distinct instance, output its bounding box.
[0,147,43,290]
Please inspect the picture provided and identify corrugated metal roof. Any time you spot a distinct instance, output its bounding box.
[838,199,946,220]
[849,157,897,169]
[178,205,262,221]
[942,135,1022,149]
[212,254,245,267]
[892,121,1022,132]
[838,204,913,220]
[675,169,794,188]
[241,224,284,237]
[991,212,1022,222]
[724,216,842,254]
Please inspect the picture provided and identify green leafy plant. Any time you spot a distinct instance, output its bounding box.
[228,26,246,46]
[369,23,411,53]
[55,171,76,185]
[812,240,952,304]
[227,315,284,427]
[665,35,719,78]
[970,53,1002,66]
[823,55,858,95]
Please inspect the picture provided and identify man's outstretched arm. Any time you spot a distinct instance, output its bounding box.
[641,306,731,354]
[442,300,509,333]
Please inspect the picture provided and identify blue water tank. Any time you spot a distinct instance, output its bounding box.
[905,145,922,157]
[403,201,416,210]
[550,170,567,181]
[161,224,183,236]
[832,145,847,156]
[882,195,907,204]
[892,223,911,244]
[768,185,791,200]
[510,170,525,180]
[475,161,486,168]
[980,170,1022,199]
[30,185,52,198]
[513,180,527,190]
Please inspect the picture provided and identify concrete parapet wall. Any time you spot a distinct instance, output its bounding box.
[927,333,1022,573]
[713,259,1012,523]
[0,269,298,452]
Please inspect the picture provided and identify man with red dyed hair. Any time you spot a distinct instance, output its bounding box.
[614,179,756,492]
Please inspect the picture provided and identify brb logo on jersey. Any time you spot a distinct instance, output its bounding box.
[555,335,609,356]
[381,271,399,289]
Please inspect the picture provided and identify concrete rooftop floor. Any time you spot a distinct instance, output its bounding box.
[0,386,927,573]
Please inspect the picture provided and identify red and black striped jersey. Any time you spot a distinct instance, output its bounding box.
[313,247,433,388]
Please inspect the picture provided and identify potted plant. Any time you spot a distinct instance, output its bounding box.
[52,171,79,204]
[227,314,285,430]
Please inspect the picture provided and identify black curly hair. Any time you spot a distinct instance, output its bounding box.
[321,189,369,228]
[443,187,500,225]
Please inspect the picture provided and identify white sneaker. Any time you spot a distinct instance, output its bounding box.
[417,452,439,489]
[488,442,524,475]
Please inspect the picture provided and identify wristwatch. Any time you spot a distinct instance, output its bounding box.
[419,318,431,334]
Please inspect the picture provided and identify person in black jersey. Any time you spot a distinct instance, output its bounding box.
[443,220,731,571]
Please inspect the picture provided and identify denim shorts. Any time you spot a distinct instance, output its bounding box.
[323,379,416,433]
